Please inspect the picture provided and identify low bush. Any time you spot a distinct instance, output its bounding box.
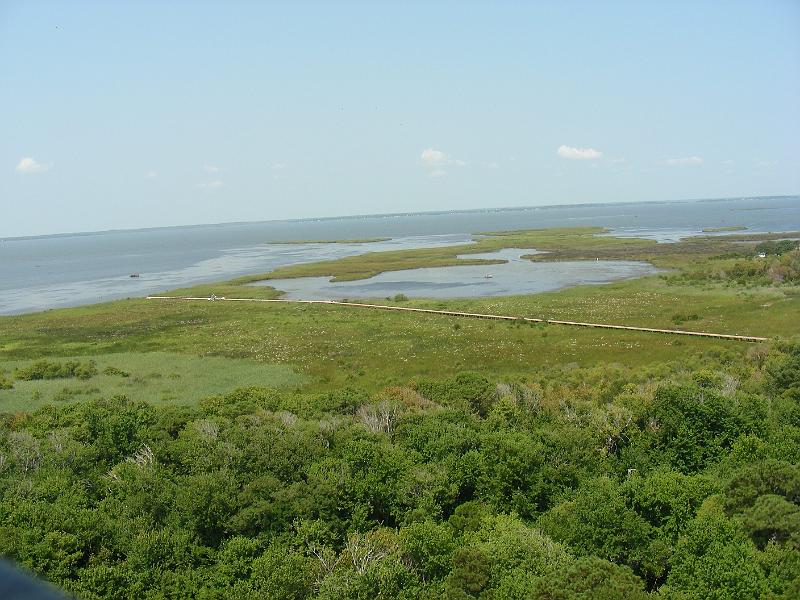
[14,359,98,381]
[103,366,131,378]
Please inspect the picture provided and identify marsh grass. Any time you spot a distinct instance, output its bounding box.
[0,277,788,399]
[0,227,797,407]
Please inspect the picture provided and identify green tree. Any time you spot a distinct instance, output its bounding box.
[247,546,314,600]
[538,477,652,569]
[469,513,573,584]
[642,385,759,473]
[400,521,456,582]
[443,547,491,599]
[528,557,650,600]
[664,499,767,599]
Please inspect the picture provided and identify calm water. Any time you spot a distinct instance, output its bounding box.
[2,196,798,315]
[258,248,660,300]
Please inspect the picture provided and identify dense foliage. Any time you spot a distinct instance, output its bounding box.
[666,249,800,287]
[756,240,799,257]
[14,359,98,382]
[2,341,799,599]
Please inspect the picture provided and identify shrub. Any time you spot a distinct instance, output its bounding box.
[103,366,130,378]
[413,372,496,416]
[756,240,799,256]
[14,360,97,381]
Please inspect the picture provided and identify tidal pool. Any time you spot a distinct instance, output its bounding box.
[255,248,661,300]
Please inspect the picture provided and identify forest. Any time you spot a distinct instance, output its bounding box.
[1,340,799,598]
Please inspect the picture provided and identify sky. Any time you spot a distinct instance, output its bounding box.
[1,1,799,238]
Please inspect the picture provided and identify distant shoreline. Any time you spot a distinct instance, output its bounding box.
[266,237,392,245]
[3,194,796,242]
[702,225,747,232]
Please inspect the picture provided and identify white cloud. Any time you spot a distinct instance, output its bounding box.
[420,148,466,168]
[663,156,703,166]
[755,160,777,168]
[15,157,50,173]
[144,170,158,179]
[429,169,446,178]
[271,162,286,170]
[557,145,603,160]
[196,180,224,189]
[204,165,221,173]
[421,148,446,166]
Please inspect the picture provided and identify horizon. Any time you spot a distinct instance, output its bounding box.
[2,193,796,242]
[2,1,799,237]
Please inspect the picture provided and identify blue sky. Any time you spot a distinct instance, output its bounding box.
[1,1,798,237]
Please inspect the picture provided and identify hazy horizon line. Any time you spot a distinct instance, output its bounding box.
[3,194,797,242]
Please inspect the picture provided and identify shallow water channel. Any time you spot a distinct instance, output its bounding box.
[254,248,661,300]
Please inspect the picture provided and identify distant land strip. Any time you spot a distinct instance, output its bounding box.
[266,237,392,244]
[146,296,769,343]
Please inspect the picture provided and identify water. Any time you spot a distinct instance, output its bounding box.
[0,234,472,315]
[1,195,798,315]
[257,248,660,300]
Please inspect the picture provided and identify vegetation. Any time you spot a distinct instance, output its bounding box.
[0,373,13,390]
[1,342,799,598]
[756,240,799,256]
[14,359,98,381]
[0,227,799,598]
[666,248,800,287]
[1,353,306,413]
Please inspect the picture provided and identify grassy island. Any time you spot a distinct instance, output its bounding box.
[266,237,392,245]
[702,225,748,232]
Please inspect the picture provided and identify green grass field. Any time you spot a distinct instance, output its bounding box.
[1,227,798,412]
[0,351,305,412]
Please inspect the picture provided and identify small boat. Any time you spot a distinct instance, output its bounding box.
[130,273,140,278]
[484,274,493,279]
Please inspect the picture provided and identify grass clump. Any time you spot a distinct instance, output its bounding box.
[671,313,701,325]
[52,385,101,402]
[103,366,130,377]
[14,359,98,381]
